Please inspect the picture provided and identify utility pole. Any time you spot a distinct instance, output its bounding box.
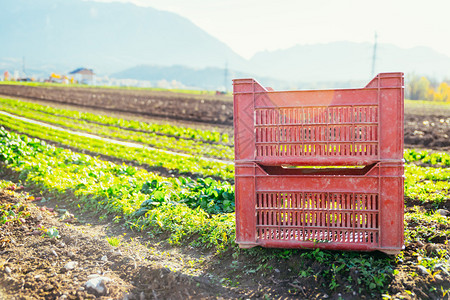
[22,56,26,76]
[371,32,377,76]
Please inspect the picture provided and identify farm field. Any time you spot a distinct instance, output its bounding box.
[0,85,449,299]
[0,83,233,126]
[0,83,448,151]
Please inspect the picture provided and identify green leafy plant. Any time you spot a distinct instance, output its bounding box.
[106,236,121,247]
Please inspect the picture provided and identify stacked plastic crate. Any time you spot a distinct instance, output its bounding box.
[233,73,404,254]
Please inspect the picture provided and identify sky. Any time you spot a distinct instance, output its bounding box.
[89,0,450,59]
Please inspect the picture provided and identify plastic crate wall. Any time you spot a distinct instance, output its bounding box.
[233,73,404,166]
[234,162,404,254]
[233,73,404,254]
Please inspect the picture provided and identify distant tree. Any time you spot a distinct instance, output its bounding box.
[421,80,450,102]
[436,82,450,102]
[407,75,430,100]
[426,88,435,101]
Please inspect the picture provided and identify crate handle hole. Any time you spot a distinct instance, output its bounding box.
[260,163,378,176]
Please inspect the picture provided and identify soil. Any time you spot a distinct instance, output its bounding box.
[404,98,450,151]
[405,104,450,151]
[0,188,245,299]
[0,84,448,151]
[404,114,450,151]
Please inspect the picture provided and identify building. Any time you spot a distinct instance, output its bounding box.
[69,68,95,85]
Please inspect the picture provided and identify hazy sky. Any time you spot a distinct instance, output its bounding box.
[90,0,450,59]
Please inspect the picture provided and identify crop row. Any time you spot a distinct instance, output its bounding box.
[0,98,234,160]
[3,109,448,207]
[6,98,449,165]
[403,151,450,205]
[0,113,234,180]
[3,125,447,244]
[404,149,450,166]
[4,119,445,218]
[0,97,230,144]
[404,164,450,205]
[0,127,235,249]
[1,126,449,296]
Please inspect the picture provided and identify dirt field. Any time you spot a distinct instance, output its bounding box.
[0,85,233,126]
[404,102,450,151]
[0,187,244,299]
[0,178,448,299]
[0,84,449,299]
[0,84,448,151]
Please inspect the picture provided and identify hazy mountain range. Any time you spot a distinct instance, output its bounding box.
[1,0,450,90]
[250,42,450,83]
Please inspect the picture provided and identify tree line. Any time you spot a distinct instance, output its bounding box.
[406,75,450,101]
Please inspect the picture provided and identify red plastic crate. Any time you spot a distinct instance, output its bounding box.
[234,162,404,254]
[233,73,404,254]
[233,73,404,166]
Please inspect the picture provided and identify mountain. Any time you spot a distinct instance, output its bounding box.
[0,0,247,74]
[1,0,450,88]
[112,42,450,90]
[249,41,450,83]
[111,65,292,91]
[376,44,450,79]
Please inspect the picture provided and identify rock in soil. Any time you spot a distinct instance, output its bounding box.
[436,209,449,216]
[84,275,111,296]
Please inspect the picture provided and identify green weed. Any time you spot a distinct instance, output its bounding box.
[106,236,121,247]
